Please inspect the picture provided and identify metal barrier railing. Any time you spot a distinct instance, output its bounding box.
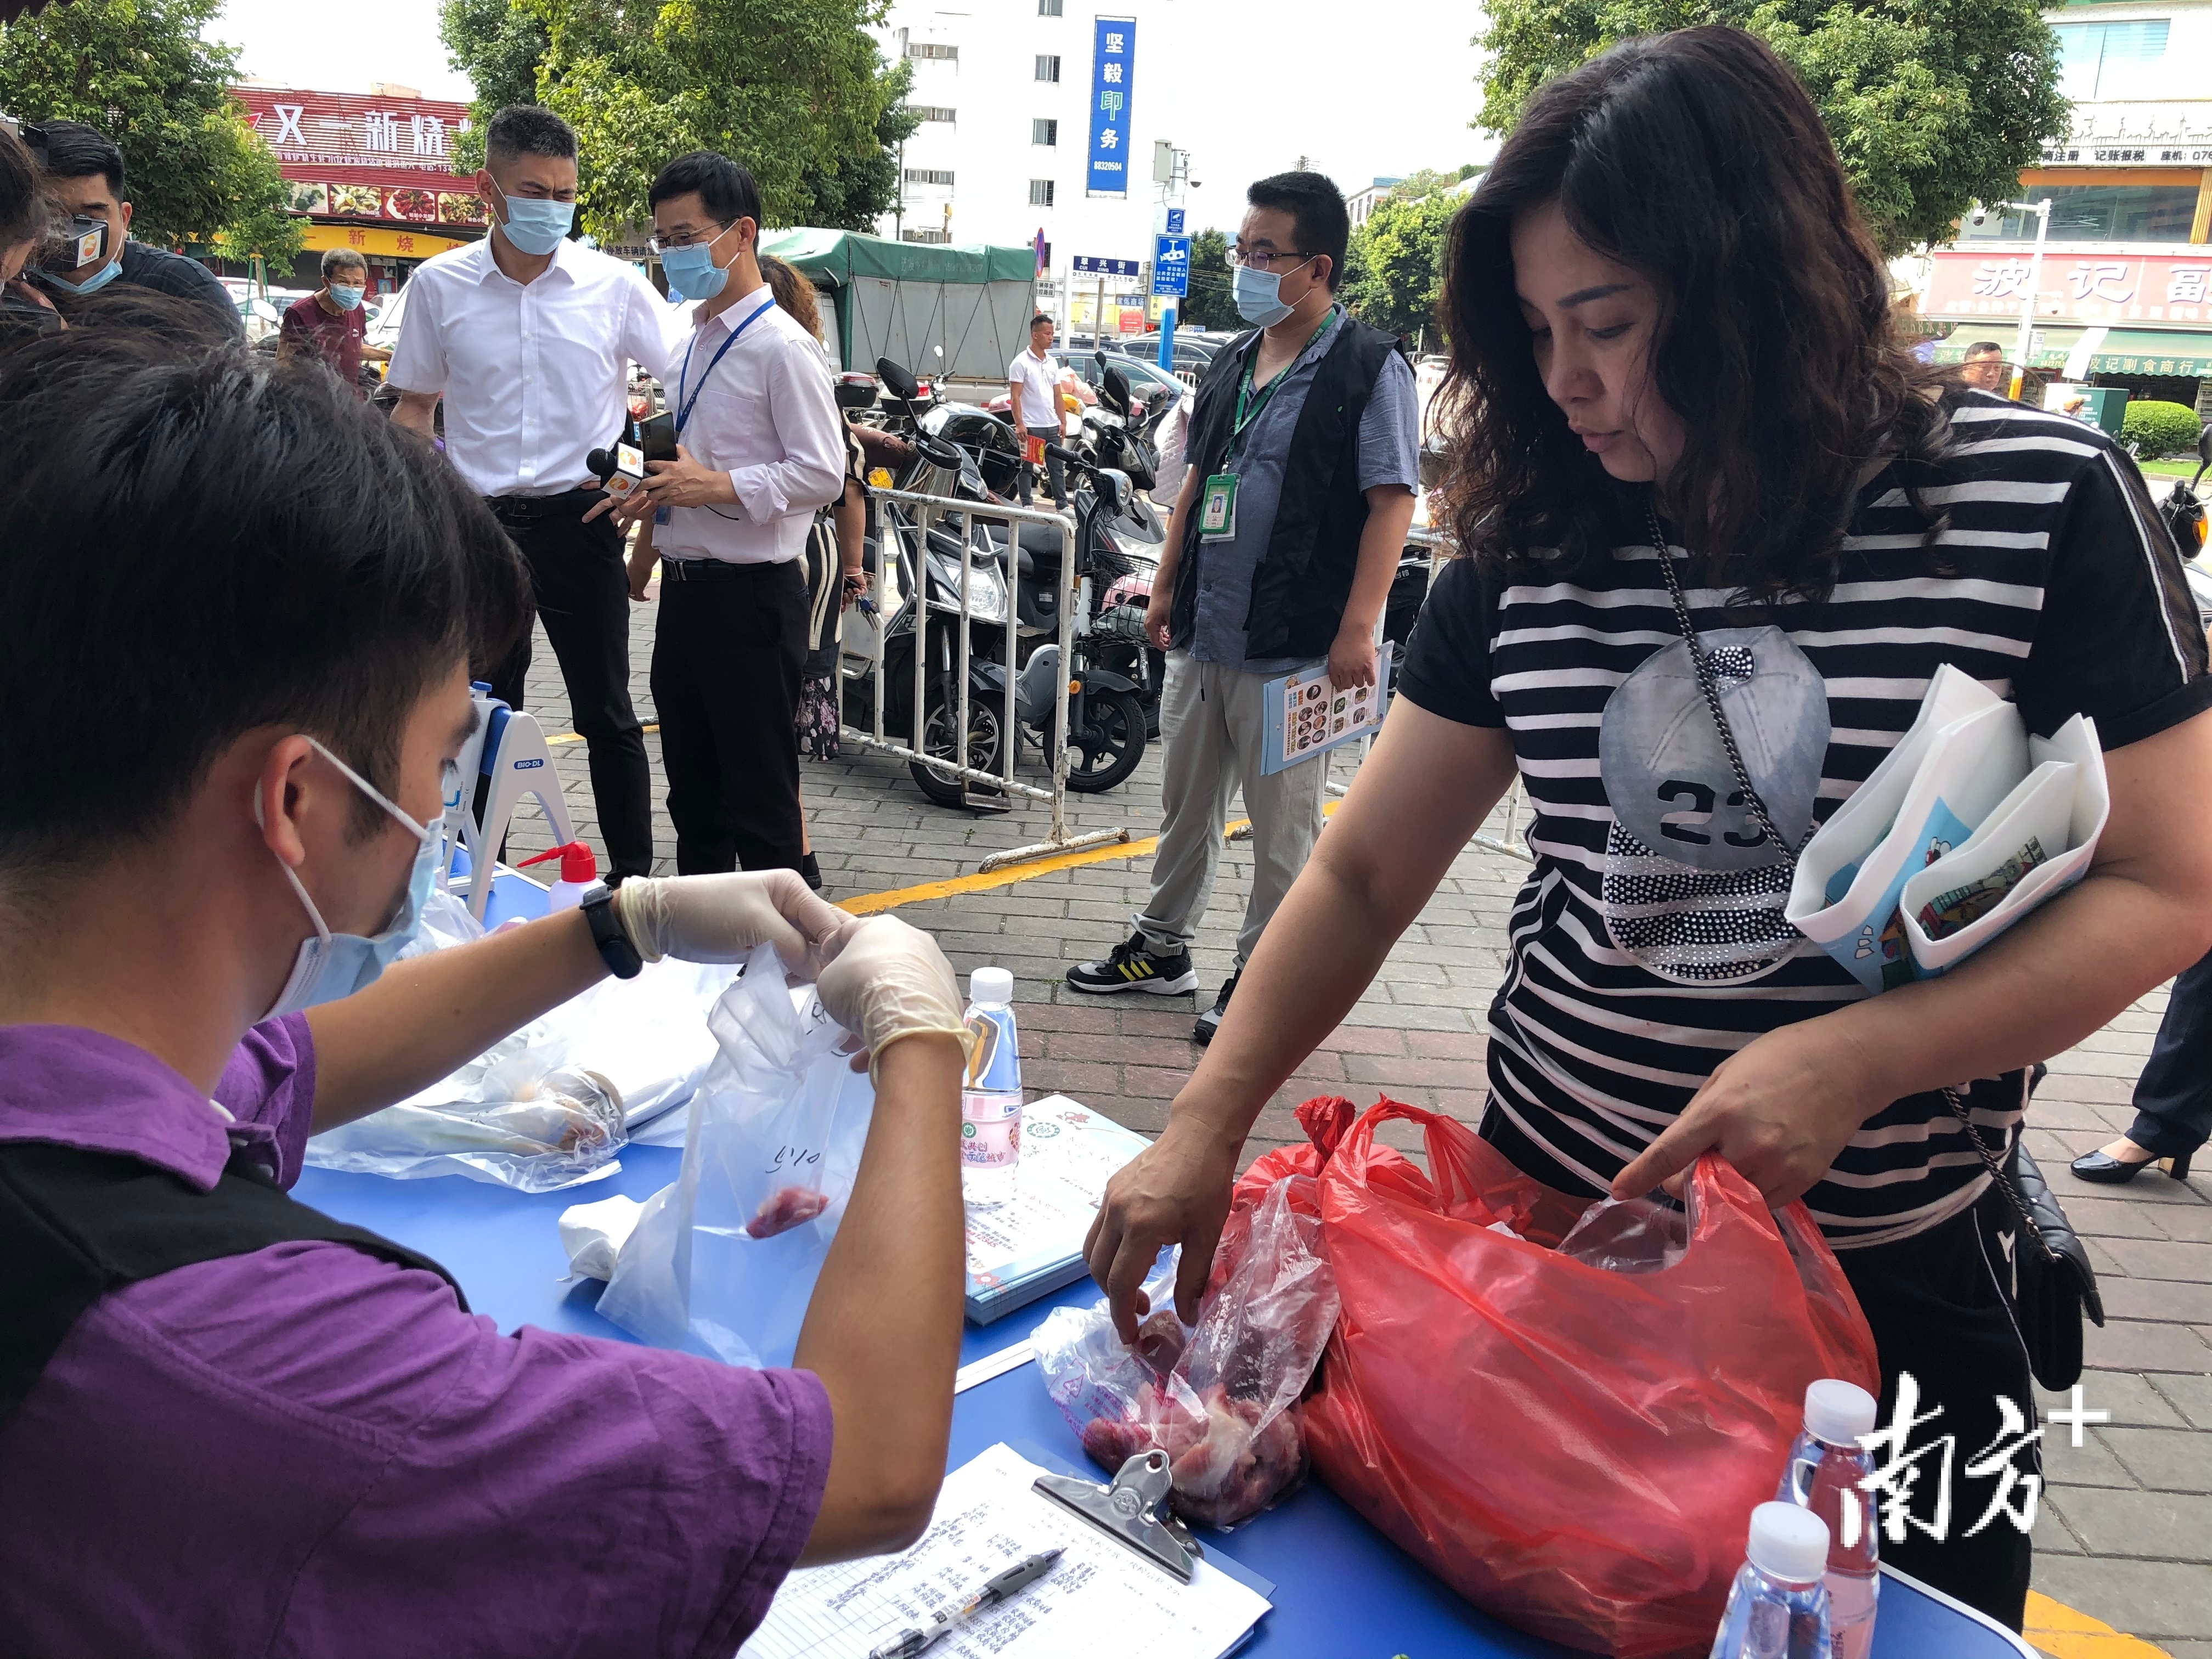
[842,484,1131,873]
[1312,524,1533,865]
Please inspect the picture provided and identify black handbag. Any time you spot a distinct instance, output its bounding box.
[1644,507,2103,1391]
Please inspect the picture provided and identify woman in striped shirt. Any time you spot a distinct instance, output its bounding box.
[1084,26,2212,1627]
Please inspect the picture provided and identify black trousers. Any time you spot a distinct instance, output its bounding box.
[1018,424,1069,509]
[486,493,654,879]
[1479,1108,2035,1630]
[652,558,807,874]
[2126,946,2212,1159]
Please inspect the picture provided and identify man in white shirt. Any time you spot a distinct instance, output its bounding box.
[596,151,844,876]
[1007,313,1069,511]
[386,106,669,882]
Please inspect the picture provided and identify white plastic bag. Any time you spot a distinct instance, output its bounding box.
[596,943,874,1368]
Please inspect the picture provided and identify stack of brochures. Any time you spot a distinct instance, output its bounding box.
[964,1096,1149,1325]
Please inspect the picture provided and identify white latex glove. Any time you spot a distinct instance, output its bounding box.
[814,916,970,1077]
[609,871,848,975]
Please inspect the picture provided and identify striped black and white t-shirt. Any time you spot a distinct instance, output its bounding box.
[1398,391,2211,1248]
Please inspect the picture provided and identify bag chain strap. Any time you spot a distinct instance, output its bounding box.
[1644,507,2059,1262]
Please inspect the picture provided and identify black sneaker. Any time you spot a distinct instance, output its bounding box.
[1193,971,1240,1045]
[1066,930,1198,996]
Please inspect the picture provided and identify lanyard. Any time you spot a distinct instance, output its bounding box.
[1226,308,1338,465]
[675,291,776,438]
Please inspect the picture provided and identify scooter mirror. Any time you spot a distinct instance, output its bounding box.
[877,358,921,400]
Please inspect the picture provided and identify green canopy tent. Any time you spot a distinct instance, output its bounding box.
[760,228,1036,382]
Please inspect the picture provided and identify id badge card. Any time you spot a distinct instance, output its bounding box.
[1199,472,1239,541]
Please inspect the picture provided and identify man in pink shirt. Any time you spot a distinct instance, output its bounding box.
[0,328,973,1656]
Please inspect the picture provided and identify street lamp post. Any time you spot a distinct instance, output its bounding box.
[2003,198,2053,401]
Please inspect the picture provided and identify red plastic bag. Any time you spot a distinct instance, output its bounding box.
[1033,1173,1340,1528]
[1300,1098,1877,1658]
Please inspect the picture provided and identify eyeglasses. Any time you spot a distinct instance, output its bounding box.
[1226,245,1314,272]
[648,221,734,255]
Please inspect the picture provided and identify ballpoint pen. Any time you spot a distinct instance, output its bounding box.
[865,1547,1064,1659]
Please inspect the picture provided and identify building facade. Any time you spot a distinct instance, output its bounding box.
[874,0,1176,335]
[233,82,484,294]
[1923,0,2212,418]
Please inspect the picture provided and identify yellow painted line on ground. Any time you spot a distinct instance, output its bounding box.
[2025,1592,2171,1659]
[546,726,654,746]
[839,799,1345,915]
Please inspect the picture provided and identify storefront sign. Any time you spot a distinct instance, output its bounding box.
[234,86,487,230]
[1086,18,1135,196]
[302,223,470,260]
[1923,249,2212,326]
[2039,100,2212,166]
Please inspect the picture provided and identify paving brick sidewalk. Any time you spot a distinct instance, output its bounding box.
[517,603,2210,1655]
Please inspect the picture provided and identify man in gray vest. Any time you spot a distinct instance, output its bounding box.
[1066,171,1419,1042]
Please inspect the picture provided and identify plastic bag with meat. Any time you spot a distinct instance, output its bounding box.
[1034,1173,1339,1528]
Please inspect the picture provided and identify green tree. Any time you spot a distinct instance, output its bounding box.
[1342,189,1458,340]
[1176,225,1238,331]
[1474,0,2068,255]
[439,0,912,235]
[0,0,302,261]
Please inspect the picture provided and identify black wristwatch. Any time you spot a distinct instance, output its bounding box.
[578,884,644,979]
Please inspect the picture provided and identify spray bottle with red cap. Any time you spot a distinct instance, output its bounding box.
[517,841,601,913]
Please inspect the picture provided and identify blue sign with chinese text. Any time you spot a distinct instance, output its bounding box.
[1087,17,1136,196]
[1165,208,1185,235]
[1071,255,1139,278]
[1152,235,1189,297]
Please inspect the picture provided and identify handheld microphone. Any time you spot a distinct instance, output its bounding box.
[588,443,647,498]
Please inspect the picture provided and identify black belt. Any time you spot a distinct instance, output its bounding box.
[486,488,605,525]
[659,556,791,583]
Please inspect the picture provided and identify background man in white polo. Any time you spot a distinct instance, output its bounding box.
[387,105,668,882]
[600,151,844,876]
[1008,312,1068,511]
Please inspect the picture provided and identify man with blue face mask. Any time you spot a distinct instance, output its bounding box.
[277,248,387,398]
[1066,172,1419,1042]
[590,151,845,880]
[25,120,242,337]
[388,105,670,884]
[0,328,979,1654]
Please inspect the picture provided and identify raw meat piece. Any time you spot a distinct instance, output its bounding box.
[1133,1308,1188,1377]
[746,1186,828,1239]
[1166,1387,1306,1528]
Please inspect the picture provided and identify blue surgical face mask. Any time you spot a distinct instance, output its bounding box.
[1235,261,1318,329]
[658,225,734,302]
[491,182,575,257]
[52,256,122,295]
[257,738,447,1019]
[327,283,365,311]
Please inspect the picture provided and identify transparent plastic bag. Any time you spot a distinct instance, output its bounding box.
[596,943,873,1368]
[303,887,734,1189]
[1032,1174,1339,1528]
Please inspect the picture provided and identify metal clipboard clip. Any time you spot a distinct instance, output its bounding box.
[1032,1449,1201,1582]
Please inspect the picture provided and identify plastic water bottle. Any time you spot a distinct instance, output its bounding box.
[1710,1503,1833,1659]
[961,967,1023,1208]
[1775,1380,1880,1659]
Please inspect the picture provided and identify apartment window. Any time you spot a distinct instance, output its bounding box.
[911,105,956,123]
[2053,19,2169,100]
[1029,179,1056,207]
[901,228,950,244]
[905,41,958,60]
[1038,0,1062,13]
[1032,119,1058,146]
[904,168,956,187]
[1035,54,1061,82]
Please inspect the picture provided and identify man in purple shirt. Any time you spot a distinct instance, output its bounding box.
[0,329,974,1656]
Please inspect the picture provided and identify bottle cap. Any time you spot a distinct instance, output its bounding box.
[970,967,1014,1006]
[561,842,598,884]
[1746,1501,1830,1584]
[1803,1378,1878,1449]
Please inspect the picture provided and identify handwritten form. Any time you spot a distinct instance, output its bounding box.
[738,1443,1270,1659]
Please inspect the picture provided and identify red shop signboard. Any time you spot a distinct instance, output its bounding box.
[234,86,488,230]
[1923,247,2212,326]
